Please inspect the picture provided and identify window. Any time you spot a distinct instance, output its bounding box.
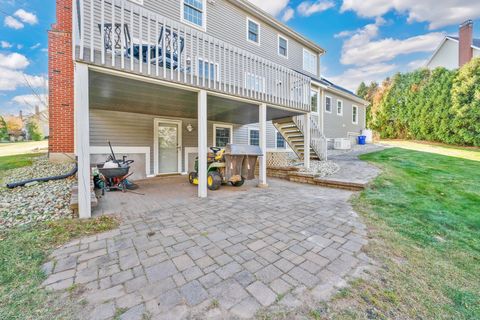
[245,73,266,93]
[247,18,260,44]
[325,96,332,113]
[303,48,317,74]
[352,105,359,124]
[311,90,319,113]
[278,35,288,58]
[337,100,343,116]
[276,131,286,149]
[198,58,219,81]
[249,129,259,146]
[213,124,232,147]
[182,0,205,29]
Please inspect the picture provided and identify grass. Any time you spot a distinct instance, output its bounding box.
[327,148,480,319]
[0,153,45,171]
[0,216,119,320]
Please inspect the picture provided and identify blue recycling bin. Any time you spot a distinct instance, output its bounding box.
[358,135,367,145]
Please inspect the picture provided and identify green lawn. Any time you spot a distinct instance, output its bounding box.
[328,148,480,319]
[0,217,119,319]
[0,153,45,171]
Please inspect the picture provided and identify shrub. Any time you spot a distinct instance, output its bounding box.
[26,119,43,141]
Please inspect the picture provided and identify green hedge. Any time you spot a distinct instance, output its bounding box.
[365,57,480,146]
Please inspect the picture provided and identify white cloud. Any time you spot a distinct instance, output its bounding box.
[337,18,444,66]
[11,94,48,107]
[30,43,41,50]
[341,0,480,30]
[328,63,397,91]
[282,7,295,22]
[0,67,47,91]
[298,0,335,17]
[1,41,13,48]
[14,9,38,25]
[246,0,290,16]
[0,52,30,69]
[4,16,24,29]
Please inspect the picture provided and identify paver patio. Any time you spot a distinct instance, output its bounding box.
[42,172,377,319]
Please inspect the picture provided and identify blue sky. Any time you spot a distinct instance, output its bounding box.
[0,0,479,115]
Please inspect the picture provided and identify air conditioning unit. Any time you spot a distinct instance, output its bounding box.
[334,138,351,150]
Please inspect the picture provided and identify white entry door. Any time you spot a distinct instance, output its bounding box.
[154,119,182,175]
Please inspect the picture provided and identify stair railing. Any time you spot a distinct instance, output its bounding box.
[293,115,328,161]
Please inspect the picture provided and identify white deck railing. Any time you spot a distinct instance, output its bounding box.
[74,0,311,112]
[293,115,328,160]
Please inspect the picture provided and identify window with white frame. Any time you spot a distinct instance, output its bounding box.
[352,105,359,124]
[249,129,260,146]
[213,124,232,147]
[247,18,260,44]
[276,131,286,149]
[245,73,266,93]
[278,35,288,58]
[198,58,219,81]
[325,96,332,113]
[303,48,317,74]
[337,100,343,116]
[311,90,319,113]
[182,0,205,29]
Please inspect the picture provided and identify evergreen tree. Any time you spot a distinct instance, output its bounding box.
[0,116,8,141]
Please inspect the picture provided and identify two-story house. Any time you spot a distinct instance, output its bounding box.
[48,0,368,218]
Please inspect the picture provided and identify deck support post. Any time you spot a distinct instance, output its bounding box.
[304,112,311,169]
[258,103,268,188]
[198,90,208,198]
[74,62,92,218]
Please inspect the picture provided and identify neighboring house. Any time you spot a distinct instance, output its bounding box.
[426,20,480,70]
[48,0,367,217]
[24,106,49,139]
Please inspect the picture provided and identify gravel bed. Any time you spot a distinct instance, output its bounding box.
[291,160,340,178]
[0,156,76,229]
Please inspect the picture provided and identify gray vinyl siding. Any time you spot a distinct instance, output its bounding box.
[90,109,257,175]
[122,0,320,77]
[323,91,366,140]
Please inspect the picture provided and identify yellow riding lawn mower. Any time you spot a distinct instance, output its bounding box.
[188,144,262,190]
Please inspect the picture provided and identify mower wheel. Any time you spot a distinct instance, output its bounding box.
[231,178,245,187]
[188,172,198,185]
[207,171,222,190]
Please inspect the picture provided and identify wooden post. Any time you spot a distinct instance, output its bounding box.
[258,103,268,188]
[74,62,91,218]
[198,90,208,198]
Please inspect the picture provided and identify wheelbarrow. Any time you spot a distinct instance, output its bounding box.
[97,163,132,193]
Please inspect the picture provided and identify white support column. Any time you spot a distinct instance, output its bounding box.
[320,89,325,135]
[304,112,311,169]
[198,90,208,198]
[74,63,91,219]
[258,103,268,188]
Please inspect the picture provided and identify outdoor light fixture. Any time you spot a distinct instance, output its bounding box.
[187,124,194,132]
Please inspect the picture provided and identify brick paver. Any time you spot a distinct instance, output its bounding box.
[42,178,374,319]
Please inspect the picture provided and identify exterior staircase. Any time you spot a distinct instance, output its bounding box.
[273,116,328,161]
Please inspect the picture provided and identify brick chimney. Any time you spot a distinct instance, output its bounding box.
[459,20,473,67]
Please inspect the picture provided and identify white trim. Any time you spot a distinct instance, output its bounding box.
[336,99,343,116]
[198,90,208,198]
[303,47,317,74]
[128,0,143,5]
[246,17,261,46]
[259,103,267,186]
[90,146,152,177]
[184,147,198,174]
[248,127,260,146]
[180,0,207,32]
[277,34,288,59]
[352,105,359,125]
[212,123,233,147]
[153,118,183,175]
[325,95,332,113]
